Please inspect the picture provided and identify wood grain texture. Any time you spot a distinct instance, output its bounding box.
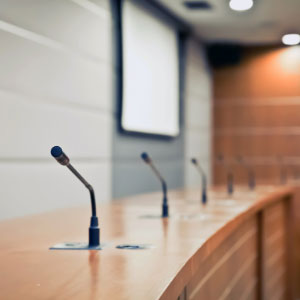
[213,46,300,187]
[261,201,288,300]
[186,217,257,300]
[290,185,300,298]
[0,186,294,300]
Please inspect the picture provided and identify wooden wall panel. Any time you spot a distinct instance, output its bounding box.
[214,47,300,99]
[214,163,284,186]
[292,187,300,298]
[183,198,293,300]
[214,135,300,157]
[214,104,300,128]
[186,217,258,300]
[261,201,288,300]
[213,46,300,186]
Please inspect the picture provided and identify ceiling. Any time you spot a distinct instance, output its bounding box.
[155,0,300,45]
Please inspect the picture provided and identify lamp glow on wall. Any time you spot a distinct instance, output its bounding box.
[229,0,253,11]
[279,45,300,73]
[282,34,300,46]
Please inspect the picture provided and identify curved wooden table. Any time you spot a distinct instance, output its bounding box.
[0,186,296,300]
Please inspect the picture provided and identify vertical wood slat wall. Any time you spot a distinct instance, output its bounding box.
[213,46,300,186]
[176,196,293,300]
[186,216,258,300]
[212,45,300,298]
[260,201,289,300]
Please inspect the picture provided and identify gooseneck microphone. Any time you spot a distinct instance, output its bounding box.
[50,146,100,249]
[191,158,207,205]
[218,154,234,195]
[236,156,255,190]
[141,152,168,218]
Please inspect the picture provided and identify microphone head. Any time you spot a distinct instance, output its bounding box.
[51,146,63,158]
[141,152,151,164]
[191,158,198,165]
[51,146,70,166]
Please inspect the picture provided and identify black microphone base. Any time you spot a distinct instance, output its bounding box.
[89,216,100,247]
[89,226,100,247]
[227,184,234,195]
[249,180,255,190]
[162,204,169,218]
[202,192,207,205]
[50,216,101,250]
[227,173,234,195]
[50,242,103,250]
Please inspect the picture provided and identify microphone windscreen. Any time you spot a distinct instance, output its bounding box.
[51,146,70,165]
[191,158,197,165]
[51,146,63,158]
[141,152,151,163]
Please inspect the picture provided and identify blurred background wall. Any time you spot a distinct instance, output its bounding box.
[212,45,300,297]
[0,0,114,219]
[0,0,212,220]
[112,37,212,198]
[213,46,300,185]
[184,39,212,188]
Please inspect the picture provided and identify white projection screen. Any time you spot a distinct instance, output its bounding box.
[121,0,180,137]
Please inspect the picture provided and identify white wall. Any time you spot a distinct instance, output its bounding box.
[0,1,212,220]
[184,38,213,187]
[0,0,113,220]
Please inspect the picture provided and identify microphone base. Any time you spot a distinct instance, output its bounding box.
[162,204,169,218]
[50,216,101,250]
[227,173,234,195]
[201,191,207,205]
[89,216,100,247]
[50,242,103,250]
[227,185,234,195]
[249,180,256,190]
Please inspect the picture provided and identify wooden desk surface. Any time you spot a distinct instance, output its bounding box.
[0,186,294,300]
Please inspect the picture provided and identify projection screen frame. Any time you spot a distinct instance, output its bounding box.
[115,0,188,139]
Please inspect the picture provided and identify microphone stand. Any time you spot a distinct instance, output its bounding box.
[191,158,207,205]
[141,152,169,218]
[50,146,101,250]
[236,156,255,190]
[218,155,234,195]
